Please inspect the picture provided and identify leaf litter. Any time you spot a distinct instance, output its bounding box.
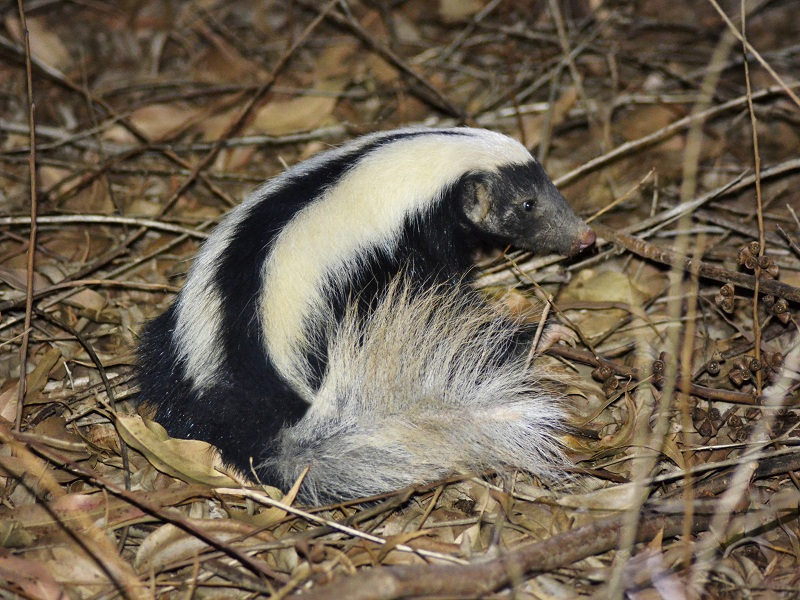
[1,0,799,598]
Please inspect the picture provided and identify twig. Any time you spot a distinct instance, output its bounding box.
[706,0,800,109]
[554,85,799,188]
[0,33,234,208]
[217,487,467,565]
[742,4,765,394]
[0,214,210,239]
[295,0,466,120]
[15,0,36,432]
[592,222,800,304]
[546,345,764,406]
[5,430,288,583]
[299,510,716,600]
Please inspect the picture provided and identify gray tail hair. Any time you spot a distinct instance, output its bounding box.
[262,277,568,504]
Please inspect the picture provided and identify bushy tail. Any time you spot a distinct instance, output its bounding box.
[262,278,568,504]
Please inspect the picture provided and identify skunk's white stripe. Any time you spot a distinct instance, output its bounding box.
[260,129,532,394]
[172,130,409,390]
[173,210,246,389]
[173,127,534,392]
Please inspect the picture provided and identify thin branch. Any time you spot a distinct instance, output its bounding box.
[15,0,37,432]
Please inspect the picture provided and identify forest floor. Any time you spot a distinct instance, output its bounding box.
[1,0,799,598]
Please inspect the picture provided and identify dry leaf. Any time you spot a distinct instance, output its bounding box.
[249,79,346,136]
[560,268,649,339]
[518,87,579,148]
[104,104,200,143]
[439,0,484,22]
[5,16,71,70]
[135,519,275,571]
[0,555,66,600]
[116,414,238,488]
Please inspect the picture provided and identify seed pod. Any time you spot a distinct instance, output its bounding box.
[766,262,780,278]
[720,297,735,313]
[706,360,721,376]
[602,376,619,396]
[738,246,752,265]
[692,407,708,424]
[729,369,745,386]
[592,365,614,382]
[747,357,761,373]
[771,298,790,324]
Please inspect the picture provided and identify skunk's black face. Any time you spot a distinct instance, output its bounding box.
[461,162,595,257]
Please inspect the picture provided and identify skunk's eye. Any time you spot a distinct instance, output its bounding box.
[521,200,534,212]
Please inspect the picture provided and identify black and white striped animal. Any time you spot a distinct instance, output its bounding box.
[137,127,595,503]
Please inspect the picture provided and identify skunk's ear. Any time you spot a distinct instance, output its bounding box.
[462,177,493,226]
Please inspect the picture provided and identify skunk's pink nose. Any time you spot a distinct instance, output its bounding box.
[571,228,596,254]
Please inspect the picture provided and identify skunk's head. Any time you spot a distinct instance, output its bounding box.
[460,161,595,257]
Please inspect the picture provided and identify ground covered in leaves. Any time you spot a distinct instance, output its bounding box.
[1,0,799,598]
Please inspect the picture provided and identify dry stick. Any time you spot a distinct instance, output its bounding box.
[0,34,232,208]
[0,2,336,318]
[621,160,799,238]
[778,224,800,258]
[434,0,504,65]
[217,487,466,565]
[690,6,791,594]
[15,0,36,433]
[33,309,117,407]
[592,222,800,304]
[547,0,596,136]
[706,0,800,109]
[742,9,765,395]
[553,84,799,188]
[669,29,738,592]
[0,214,209,239]
[546,345,763,406]
[665,451,800,500]
[0,427,144,600]
[300,510,715,600]
[295,0,465,120]
[605,29,730,586]
[157,0,341,220]
[8,430,289,584]
[0,219,211,315]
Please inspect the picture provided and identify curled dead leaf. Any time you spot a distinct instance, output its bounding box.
[116,414,238,488]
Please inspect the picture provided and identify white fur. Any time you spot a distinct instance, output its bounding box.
[263,276,567,503]
[174,210,246,390]
[172,129,417,389]
[259,128,532,396]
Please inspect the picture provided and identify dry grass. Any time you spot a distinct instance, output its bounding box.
[1,0,799,598]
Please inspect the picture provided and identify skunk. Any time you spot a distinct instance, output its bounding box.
[137,127,595,503]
